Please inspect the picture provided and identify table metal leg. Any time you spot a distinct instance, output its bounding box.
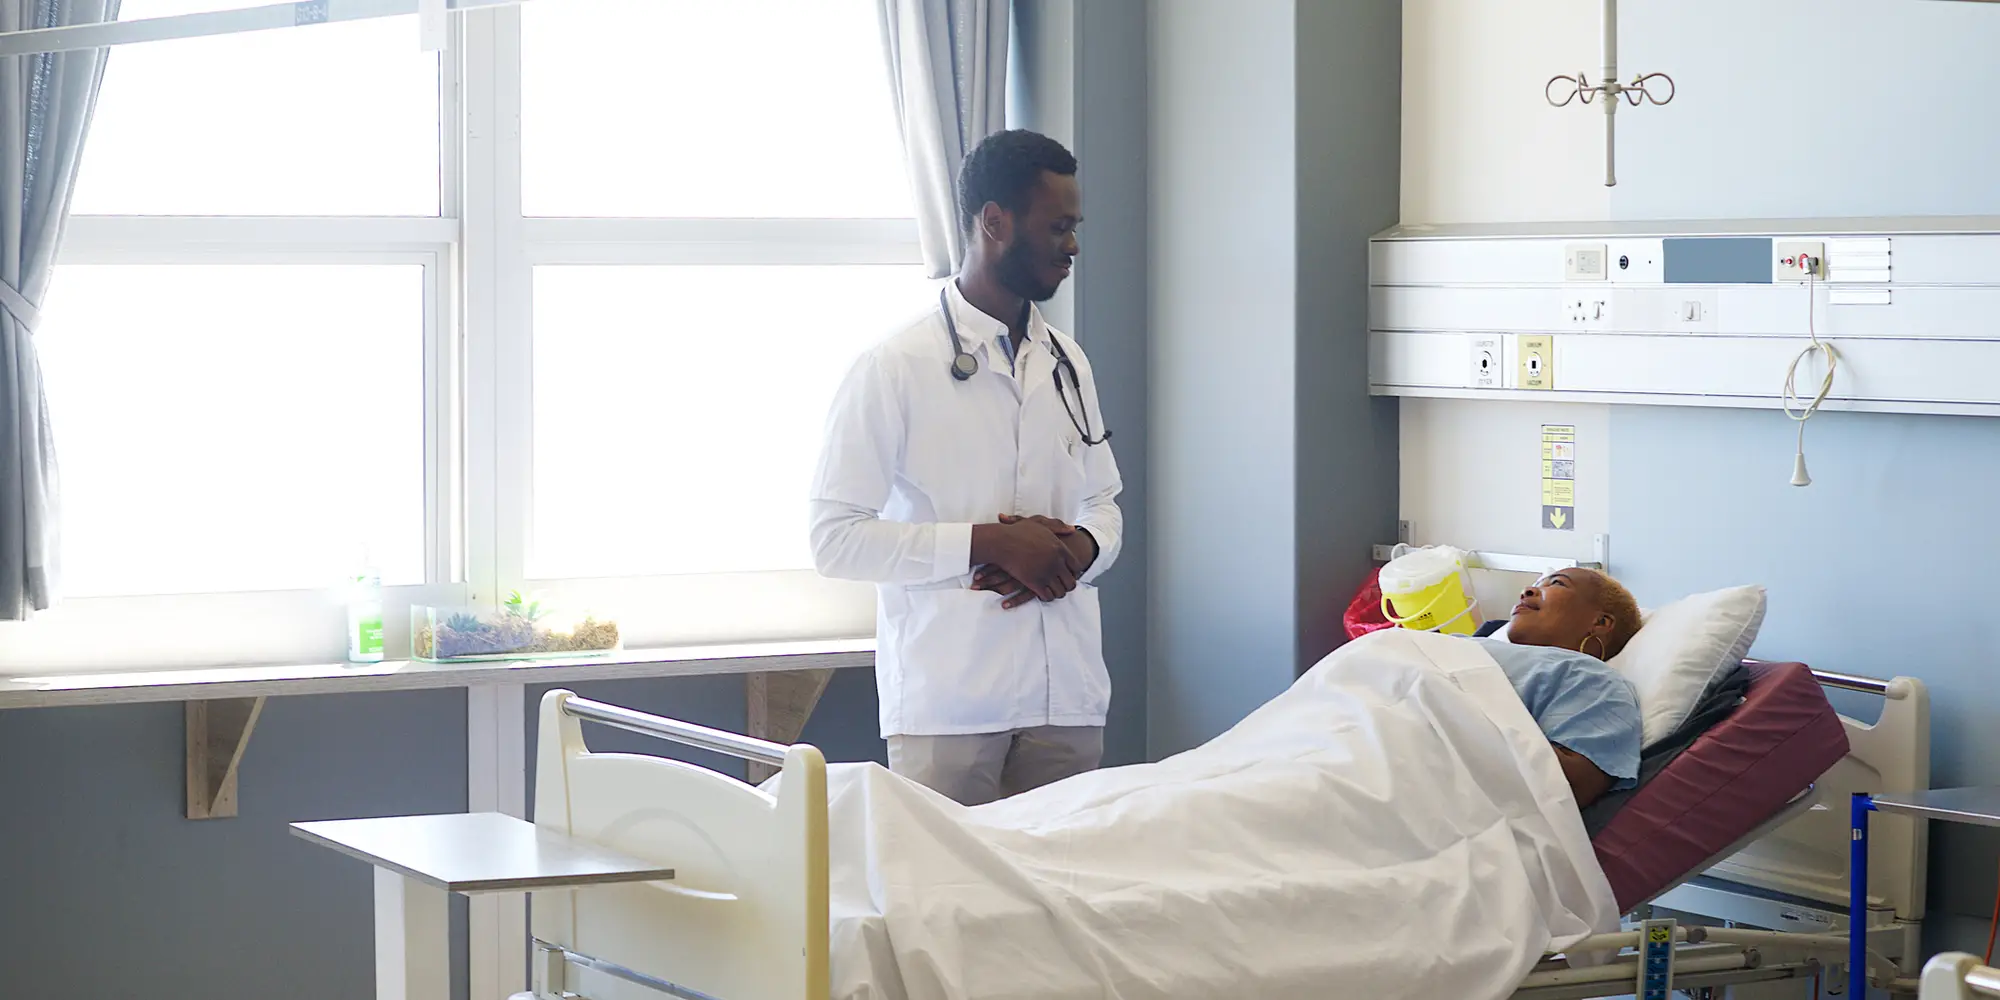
[1851,792,1875,999]
[375,867,450,1000]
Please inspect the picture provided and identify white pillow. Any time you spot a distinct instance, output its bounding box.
[1609,584,1768,747]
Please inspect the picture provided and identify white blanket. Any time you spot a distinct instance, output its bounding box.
[814,629,1621,1000]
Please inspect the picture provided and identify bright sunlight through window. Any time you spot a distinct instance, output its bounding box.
[521,0,912,218]
[37,265,427,597]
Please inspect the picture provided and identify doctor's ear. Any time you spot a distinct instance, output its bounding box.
[978,202,1011,244]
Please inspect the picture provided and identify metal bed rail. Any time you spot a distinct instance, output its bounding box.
[1811,668,1892,696]
[1922,953,2000,1000]
[559,693,790,767]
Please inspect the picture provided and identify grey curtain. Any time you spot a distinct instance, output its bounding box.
[876,0,1009,279]
[1,0,117,618]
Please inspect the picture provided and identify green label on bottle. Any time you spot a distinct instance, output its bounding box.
[358,617,384,655]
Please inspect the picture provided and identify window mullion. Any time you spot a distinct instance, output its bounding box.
[459,6,516,608]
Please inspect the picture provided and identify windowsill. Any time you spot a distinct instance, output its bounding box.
[0,636,877,710]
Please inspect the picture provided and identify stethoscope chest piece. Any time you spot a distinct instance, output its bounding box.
[950,351,979,381]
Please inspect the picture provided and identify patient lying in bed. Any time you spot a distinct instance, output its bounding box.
[1471,568,1645,809]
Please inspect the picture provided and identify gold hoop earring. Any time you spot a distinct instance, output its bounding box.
[1580,635,1606,659]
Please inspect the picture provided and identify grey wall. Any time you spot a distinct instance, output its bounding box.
[1070,0,1150,767]
[0,690,475,1000]
[1146,0,1400,756]
[1147,0,1300,756]
[1606,0,2000,956]
[1012,0,1152,766]
[0,670,886,1000]
[1292,0,1401,674]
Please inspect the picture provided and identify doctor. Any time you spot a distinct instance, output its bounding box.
[808,129,1123,807]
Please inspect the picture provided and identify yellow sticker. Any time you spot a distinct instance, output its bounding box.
[1541,424,1576,531]
[1519,335,1555,390]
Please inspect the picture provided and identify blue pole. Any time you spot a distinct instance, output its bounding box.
[1851,793,1875,999]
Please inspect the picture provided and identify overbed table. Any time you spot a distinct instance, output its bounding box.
[293,811,676,1000]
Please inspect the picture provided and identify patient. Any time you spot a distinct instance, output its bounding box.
[1473,568,1644,809]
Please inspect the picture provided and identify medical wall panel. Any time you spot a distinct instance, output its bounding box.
[1369,218,2000,418]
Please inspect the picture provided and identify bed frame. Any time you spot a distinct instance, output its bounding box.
[519,664,1927,1000]
[525,691,828,1000]
[1511,665,1932,1000]
[1923,954,2000,1000]
[1426,543,1937,998]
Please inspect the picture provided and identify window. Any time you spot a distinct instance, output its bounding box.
[13,0,919,669]
[39,264,428,597]
[9,7,452,671]
[519,0,910,219]
[528,264,934,581]
[71,0,441,216]
[512,0,923,647]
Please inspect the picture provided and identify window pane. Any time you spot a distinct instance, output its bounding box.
[522,0,913,218]
[38,264,428,597]
[70,1,439,216]
[530,265,938,579]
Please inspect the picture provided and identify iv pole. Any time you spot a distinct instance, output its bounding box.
[1546,0,1675,187]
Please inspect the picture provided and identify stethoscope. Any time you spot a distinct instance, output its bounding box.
[940,286,1112,446]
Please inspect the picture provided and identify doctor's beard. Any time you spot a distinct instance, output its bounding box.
[997,237,1065,304]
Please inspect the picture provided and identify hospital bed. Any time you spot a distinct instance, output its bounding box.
[515,647,1928,1000]
[1921,953,2000,1000]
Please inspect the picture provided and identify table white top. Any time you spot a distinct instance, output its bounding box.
[1871,787,2000,828]
[0,637,873,709]
[292,812,676,894]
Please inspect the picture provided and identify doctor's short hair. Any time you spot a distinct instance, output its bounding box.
[956,129,1078,234]
[1599,574,1645,659]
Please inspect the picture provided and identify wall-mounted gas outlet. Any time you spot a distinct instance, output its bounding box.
[1518,334,1555,390]
[1469,336,1501,388]
[1773,241,1825,283]
[1565,243,1608,281]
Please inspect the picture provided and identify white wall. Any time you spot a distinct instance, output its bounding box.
[1400,0,1609,226]
[1399,398,1610,615]
[1397,0,2000,954]
[1398,0,1615,573]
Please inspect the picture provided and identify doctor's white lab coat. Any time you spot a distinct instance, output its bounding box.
[809,282,1123,739]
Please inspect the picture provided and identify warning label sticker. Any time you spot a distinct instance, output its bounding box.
[1541,424,1575,531]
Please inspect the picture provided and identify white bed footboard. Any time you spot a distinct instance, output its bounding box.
[530,689,831,1000]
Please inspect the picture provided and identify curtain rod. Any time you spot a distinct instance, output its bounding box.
[0,0,535,58]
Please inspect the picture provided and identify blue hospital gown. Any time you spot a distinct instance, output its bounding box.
[1470,637,1643,790]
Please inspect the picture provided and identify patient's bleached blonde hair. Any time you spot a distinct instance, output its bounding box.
[1598,574,1644,658]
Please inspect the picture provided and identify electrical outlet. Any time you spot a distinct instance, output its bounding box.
[1773,240,1825,283]
[1563,296,1611,326]
[1564,243,1608,281]
[1469,336,1501,388]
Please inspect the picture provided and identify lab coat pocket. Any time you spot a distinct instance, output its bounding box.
[894,586,1039,731]
[1041,583,1110,721]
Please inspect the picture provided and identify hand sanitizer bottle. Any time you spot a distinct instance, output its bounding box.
[347,559,384,663]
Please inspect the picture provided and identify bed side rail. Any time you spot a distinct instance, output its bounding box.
[559,694,790,767]
[1923,953,2000,1000]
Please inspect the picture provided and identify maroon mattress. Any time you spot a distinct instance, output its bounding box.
[1590,661,1851,913]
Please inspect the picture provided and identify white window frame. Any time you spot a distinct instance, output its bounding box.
[0,19,467,672]
[485,6,911,648]
[3,2,912,671]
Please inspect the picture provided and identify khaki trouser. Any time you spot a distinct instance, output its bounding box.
[887,725,1105,806]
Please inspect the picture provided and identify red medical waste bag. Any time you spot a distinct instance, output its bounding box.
[1343,567,1396,640]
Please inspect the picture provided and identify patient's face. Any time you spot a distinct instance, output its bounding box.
[1506,570,1607,651]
